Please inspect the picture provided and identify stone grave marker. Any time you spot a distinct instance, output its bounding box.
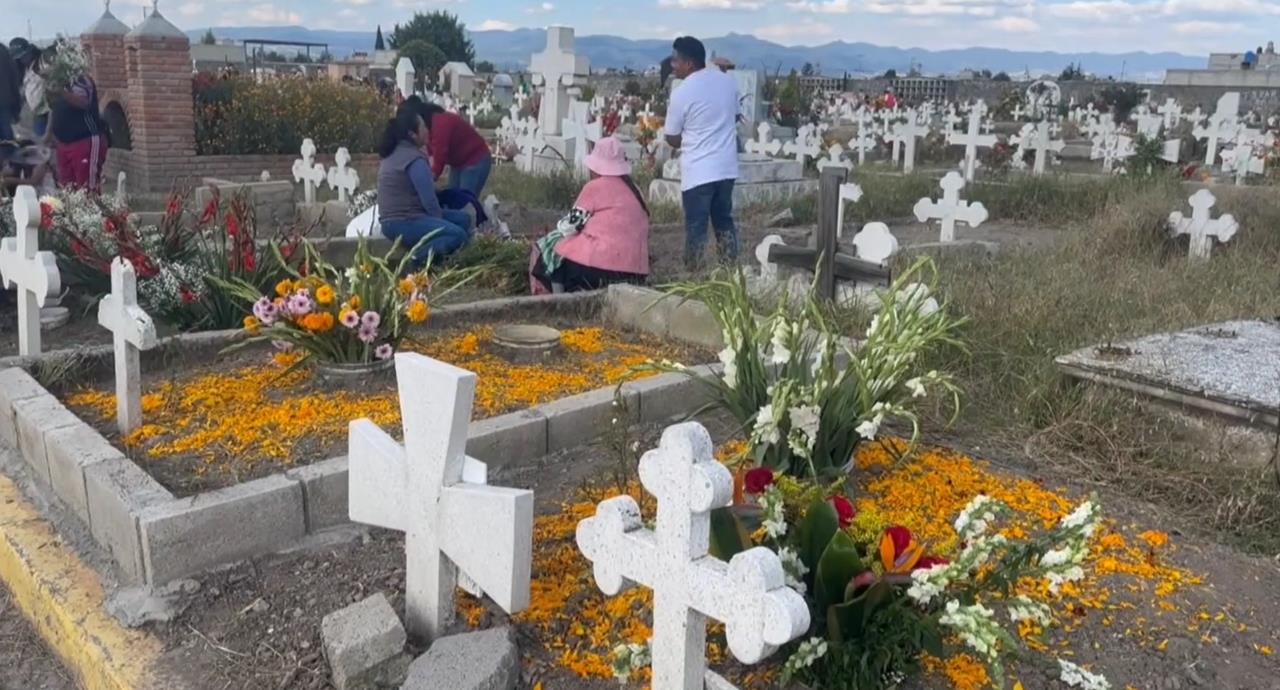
[893,116,929,174]
[913,171,988,243]
[326,147,360,204]
[1168,189,1238,262]
[515,120,547,174]
[576,422,810,690]
[1012,121,1065,176]
[782,124,821,168]
[530,26,589,138]
[848,107,876,165]
[745,122,782,158]
[97,258,158,435]
[0,186,61,356]
[1090,131,1135,174]
[948,102,996,182]
[1220,128,1274,186]
[1157,98,1183,130]
[1194,92,1241,166]
[852,222,899,265]
[115,171,127,205]
[396,57,416,99]
[815,144,852,171]
[292,138,326,205]
[349,353,534,640]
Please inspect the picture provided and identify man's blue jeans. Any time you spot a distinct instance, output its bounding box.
[381,209,473,267]
[449,154,493,198]
[681,178,738,270]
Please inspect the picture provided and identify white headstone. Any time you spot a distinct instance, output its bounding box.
[732,69,764,130]
[1220,128,1274,186]
[0,186,61,356]
[348,353,534,640]
[1168,189,1238,262]
[755,234,785,283]
[1194,92,1241,166]
[913,171,988,243]
[852,222,898,265]
[292,138,326,205]
[848,107,876,166]
[575,423,810,690]
[530,26,590,137]
[1012,121,1065,175]
[115,171,127,205]
[326,147,360,203]
[396,57,416,99]
[1157,98,1183,130]
[1090,131,1135,174]
[97,258,158,435]
[745,122,782,158]
[893,116,929,174]
[816,144,852,172]
[948,102,997,182]
[836,181,864,240]
[515,120,546,173]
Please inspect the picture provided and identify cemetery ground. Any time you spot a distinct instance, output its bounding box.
[4,166,1280,690]
[0,583,77,690]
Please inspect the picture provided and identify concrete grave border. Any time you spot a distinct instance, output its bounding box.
[0,286,726,586]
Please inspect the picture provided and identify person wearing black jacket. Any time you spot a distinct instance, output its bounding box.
[0,44,21,142]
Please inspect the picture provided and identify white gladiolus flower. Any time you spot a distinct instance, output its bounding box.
[770,319,793,364]
[954,495,998,539]
[939,600,1002,660]
[779,547,809,594]
[790,404,821,441]
[906,377,927,398]
[1058,659,1111,690]
[1061,500,1100,536]
[717,346,738,389]
[856,411,884,440]
[752,404,781,446]
[758,486,788,539]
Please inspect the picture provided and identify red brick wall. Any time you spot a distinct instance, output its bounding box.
[121,35,196,192]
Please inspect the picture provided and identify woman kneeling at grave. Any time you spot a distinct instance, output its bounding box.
[404,97,492,199]
[530,137,650,293]
[376,108,473,267]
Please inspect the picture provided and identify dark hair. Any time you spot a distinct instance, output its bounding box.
[659,56,673,84]
[672,36,706,69]
[379,108,422,158]
[400,96,445,129]
[619,175,649,218]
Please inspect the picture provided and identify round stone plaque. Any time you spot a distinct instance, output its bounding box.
[491,324,562,364]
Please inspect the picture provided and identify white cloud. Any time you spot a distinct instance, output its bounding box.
[335,0,376,5]
[987,16,1038,31]
[246,4,302,24]
[176,2,202,17]
[786,0,853,13]
[477,19,518,30]
[863,0,1018,17]
[657,0,764,10]
[755,20,836,43]
[1172,19,1246,35]
[526,2,556,13]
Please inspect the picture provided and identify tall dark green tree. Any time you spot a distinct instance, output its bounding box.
[397,40,448,85]
[390,11,475,66]
[201,29,217,45]
[374,25,386,51]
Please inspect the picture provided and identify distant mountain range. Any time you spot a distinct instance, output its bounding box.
[191,26,1206,80]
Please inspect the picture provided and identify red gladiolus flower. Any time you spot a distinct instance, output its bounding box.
[744,468,775,494]
[913,555,950,572]
[879,525,926,575]
[831,495,856,528]
[242,250,256,272]
[199,200,217,224]
[166,196,182,217]
[39,203,53,230]
[226,215,240,237]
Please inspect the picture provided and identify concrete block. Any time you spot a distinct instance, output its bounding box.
[466,409,547,468]
[540,385,639,453]
[321,593,409,690]
[13,395,83,485]
[286,456,350,533]
[84,457,174,584]
[623,369,719,424]
[401,627,518,690]
[139,473,305,584]
[0,367,46,447]
[666,298,724,349]
[605,284,674,338]
[45,422,127,524]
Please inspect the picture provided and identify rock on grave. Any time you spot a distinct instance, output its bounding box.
[400,627,518,690]
[322,593,411,690]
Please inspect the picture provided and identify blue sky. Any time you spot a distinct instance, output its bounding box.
[8,0,1278,55]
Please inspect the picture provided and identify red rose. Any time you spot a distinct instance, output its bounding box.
[744,468,775,494]
[831,495,856,528]
[913,555,950,572]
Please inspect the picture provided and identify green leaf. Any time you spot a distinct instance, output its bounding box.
[827,580,891,643]
[708,507,751,561]
[795,497,839,575]
[814,530,863,614]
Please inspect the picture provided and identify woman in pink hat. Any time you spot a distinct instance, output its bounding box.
[530,136,650,293]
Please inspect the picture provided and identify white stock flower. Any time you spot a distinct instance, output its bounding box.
[1061,500,1100,536]
[1039,546,1072,569]
[954,495,998,539]
[779,546,809,594]
[1058,659,1111,690]
[938,600,1002,660]
[906,562,953,605]
[1007,596,1052,626]
[759,485,788,539]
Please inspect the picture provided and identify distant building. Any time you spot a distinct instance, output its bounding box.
[439,61,476,100]
[1164,42,1280,87]
[798,74,843,94]
[890,76,952,103]
[191,43,246,72]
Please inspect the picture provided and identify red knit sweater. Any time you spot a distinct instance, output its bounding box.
[427,112,491,178]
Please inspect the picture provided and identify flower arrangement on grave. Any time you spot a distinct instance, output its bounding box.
[32,188,172,295]
[220,235,475,366]
[346,189,378,219]
[41,38,90,96]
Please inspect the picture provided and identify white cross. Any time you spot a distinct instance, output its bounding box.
[847,108,876,165]
[1011,103,1026,121]
[530,26,589,137]
[292,139,326,205]
[562,111,602,176]
[782,125,821,168]
[893,116,929,174]
[913,171,988,243]
[1220,128,1273,186]
[815,144,852,172]
[836,181,864,240]
[852,221,898,265]
[0,186,61,357]
[115,171,127,206]
[97,258,158,435]
[515,120,546,173]
[1012,121,1065,175]
[1194,92,1241,166]
[1168,189,1238,262]
[754,235,786,284]
[575,423,809,690]
[326,147,360,204]
[395,57,416,99]
[1157,98,1183,130]
[948,103,996,182]
[1132,110,1164,139]
[1090,131,1135,174]
[745,122,782,158]
[1183,106,1206,128]
[349,353,534,640]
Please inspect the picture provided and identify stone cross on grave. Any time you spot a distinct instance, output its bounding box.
[326,147,360,204]
[815,144,852,172]
[515,120,546,174]
[745,122,782,158]
[848,108,876,165]
[292,138,326,205]
[562,107,602,176]
[0,186,61,356]
[853,222,899,266]
[115,171,127,206]
[1183,106,1206,128]
[576,423,810,690]
[782,124,822,168]
[97,258,158,435]
[893,117,929,174]
[1090,131,1135,174]
[395,57,416,99]
[913,171,989,243]
[349,353,534,640]
[1011,103,1026,121]
[948,103,997,182]
[1194,92,1241,166]
[1157,98,1183,130]
[1220,128,1274,186]
[1168,189,1238,262]
[530,26,590,137]
[1012,121,1065,176]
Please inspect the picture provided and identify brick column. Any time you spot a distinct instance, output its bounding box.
[124,23,195,192]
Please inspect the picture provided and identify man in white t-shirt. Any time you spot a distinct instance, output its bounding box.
[663,36,740,270]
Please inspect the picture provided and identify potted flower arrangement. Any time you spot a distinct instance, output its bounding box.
[631,261,1111,689]
[220,235,473,376]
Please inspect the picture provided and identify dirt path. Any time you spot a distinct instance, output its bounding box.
[0,585,79,690]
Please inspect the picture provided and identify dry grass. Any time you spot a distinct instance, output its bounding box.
[910,179,1280,552]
